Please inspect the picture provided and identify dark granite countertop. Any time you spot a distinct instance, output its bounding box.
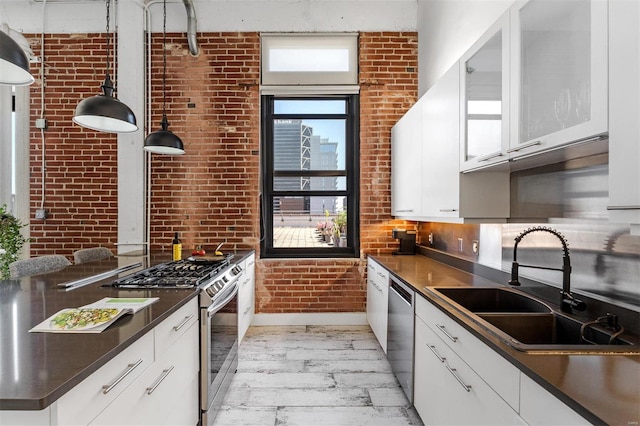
[371,252,640,426]
[0,250,253,411]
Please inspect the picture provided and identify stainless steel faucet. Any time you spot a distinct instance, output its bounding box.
[508,226,586,313]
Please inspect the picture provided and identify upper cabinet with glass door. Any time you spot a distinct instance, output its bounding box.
[460,12,510,172]
[508,0,608,160]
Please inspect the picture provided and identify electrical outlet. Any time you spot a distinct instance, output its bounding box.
[428,232,433,245]
[472,240,479,255]
[35,118,47,129]
[458,238,464,252]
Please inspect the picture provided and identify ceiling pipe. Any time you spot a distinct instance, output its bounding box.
[182,0,199,56]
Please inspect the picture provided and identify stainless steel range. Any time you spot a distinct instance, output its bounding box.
[108,255,242,426]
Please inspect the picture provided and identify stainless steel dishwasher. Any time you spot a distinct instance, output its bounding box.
[387,276,415,402]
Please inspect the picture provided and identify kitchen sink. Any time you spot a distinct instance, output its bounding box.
[478,312,637,350]
[432,287,553,313]
[428,286,640,354]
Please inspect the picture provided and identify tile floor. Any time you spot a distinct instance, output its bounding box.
[213,325,424,426]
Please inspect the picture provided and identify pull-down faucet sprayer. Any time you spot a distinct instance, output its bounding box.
[509,226,586,313]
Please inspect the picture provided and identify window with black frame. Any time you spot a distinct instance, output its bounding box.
[260,95,359,258]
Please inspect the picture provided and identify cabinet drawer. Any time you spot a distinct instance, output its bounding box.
[416,296,520,411]
[154,298,198,356]
[415,317,524,425]
[56,331,154,425]
[90,322,199,425]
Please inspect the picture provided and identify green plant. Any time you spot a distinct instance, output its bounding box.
[0,205,30,279]
[333,209,347,235]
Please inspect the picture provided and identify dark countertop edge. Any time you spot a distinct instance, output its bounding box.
[3,291,200,412]
[369,249,637,425]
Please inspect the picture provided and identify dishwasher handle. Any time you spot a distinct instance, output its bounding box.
[390,278,413,306]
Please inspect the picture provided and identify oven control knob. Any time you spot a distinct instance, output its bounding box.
[232,265,243,275]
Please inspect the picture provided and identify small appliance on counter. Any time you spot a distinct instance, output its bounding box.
[392,229,416,255]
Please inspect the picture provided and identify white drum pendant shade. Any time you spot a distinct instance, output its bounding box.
[0,30,34,86]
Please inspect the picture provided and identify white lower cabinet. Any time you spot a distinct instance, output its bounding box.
[415,296,520,410]
[90,318,199,425]
[414,314,524,426]
[238,253,256,344]
[520,374,590,426]
[366,258,389,352]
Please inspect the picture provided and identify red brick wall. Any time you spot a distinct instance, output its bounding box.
[146,32,260,253]
[25,31,418,314]
[27,34,118,259]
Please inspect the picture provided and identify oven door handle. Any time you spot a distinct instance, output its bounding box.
[206,282,239,317]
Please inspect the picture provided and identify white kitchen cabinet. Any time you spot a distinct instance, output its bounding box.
[415,296,520,411]
[391,97,423,218]
[90,314,199,426]
[414,315,525,425]
[608,0,640,233]
[238,253,256,343]
[460,12,510,172]
[366,257,389,352]
[420,62,509,222]
[520,373,589,425]
[508,0,608,160]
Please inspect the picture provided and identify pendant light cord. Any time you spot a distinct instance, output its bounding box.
[105,0,110,79]
[162,0,167,114]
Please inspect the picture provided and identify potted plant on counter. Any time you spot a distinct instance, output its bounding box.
[0,205,30,280]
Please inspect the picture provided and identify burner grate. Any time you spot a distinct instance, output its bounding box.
[111,257,231,288]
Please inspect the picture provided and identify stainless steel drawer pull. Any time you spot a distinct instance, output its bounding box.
[102,359,143,394]
[436,324,458,342]
[172,314,194,332]
[145,366,175,395]
[446,364,472,392]
[507,140,542,153]
[427,344,445,363]
[395,209,414,213]
[438,209,458,212]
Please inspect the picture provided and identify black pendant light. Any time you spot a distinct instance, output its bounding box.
[144,0,185,155]
[73,0,138,133]
[0,29,35,86]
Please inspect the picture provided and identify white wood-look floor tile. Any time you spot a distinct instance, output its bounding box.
[239,359,306,373]
[242,387,371,407]
[305,359,393,373]
[334,372,401,388]
[368,386,414,407]
[213,406,277,426]
[275,406,418,425]
[286,348,385,361]
[231,372,335,388]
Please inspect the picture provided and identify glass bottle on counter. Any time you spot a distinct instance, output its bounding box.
[172,232,182,261]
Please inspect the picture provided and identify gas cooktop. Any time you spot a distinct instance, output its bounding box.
[110,256,233,289]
